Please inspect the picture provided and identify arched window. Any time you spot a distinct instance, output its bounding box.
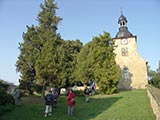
[123,67,130,80]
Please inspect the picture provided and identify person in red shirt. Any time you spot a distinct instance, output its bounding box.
[67,89,75,116]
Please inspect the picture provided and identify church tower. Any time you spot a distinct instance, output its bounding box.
[113,12,148,89]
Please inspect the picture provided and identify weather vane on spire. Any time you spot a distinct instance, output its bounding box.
[120,7,123,15]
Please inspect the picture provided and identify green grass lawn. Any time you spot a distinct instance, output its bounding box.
[1,89,156,120]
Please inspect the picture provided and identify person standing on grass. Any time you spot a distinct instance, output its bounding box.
[67,89,75,116]
[84,85,90,102]
[44,90,54,117]
[12,87,22,106]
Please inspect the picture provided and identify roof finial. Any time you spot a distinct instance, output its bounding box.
[120,8,123,15]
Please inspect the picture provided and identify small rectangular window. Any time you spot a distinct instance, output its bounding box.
[123,67,130,80]
[121,47,128,56]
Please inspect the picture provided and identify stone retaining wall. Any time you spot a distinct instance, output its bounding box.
[147,88,160,120]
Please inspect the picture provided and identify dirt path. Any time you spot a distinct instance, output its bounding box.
[22,96,44,104]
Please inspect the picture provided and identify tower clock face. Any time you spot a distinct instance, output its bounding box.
[121,38,128,44]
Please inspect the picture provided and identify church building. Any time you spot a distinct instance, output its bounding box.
[113,13,148,89]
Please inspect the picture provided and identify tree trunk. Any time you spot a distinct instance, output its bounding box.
[41,84,45,99]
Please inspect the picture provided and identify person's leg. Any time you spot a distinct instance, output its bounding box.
[53,99,57,108]
[70,106,74,116]
[54,99,57,108]
[48,105,52,115]
[92,89,95,95]
[86,95,89,102]
[67,106,71,116]
[85,95,87,101]
[17,98,21,106]
[45,105,49,117]
[14,97,18,106]
[15,97,21,106]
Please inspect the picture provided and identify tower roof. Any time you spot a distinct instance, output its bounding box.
[118,14,127,24]
[115,13,133,38]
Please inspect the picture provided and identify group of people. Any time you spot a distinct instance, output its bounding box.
[44,88,75,117]
[44,81,96,117]
[12,81,96,117]
[84,81,96,103]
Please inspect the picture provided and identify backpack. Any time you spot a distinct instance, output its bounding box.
[84,88,89,94]
[54,91,58,98]
[46,94,52,102]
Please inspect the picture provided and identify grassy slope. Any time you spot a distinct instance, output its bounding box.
[1,90,156,120]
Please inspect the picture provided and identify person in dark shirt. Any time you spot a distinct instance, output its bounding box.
[44,90,54,117]
[84,85,90,102]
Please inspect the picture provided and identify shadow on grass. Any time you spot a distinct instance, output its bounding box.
[73,96,122,120]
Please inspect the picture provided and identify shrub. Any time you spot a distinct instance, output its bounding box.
[34,84,43,94]
[0,94,15,105]
[0,80,15,115]
[149,73,160,88]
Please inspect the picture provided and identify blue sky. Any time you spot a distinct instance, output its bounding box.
[0,0,160,85]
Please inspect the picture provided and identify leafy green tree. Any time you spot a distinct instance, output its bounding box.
[57,40,82,88]
[75,32,122,94]
[147,65,156,81]
[148,61,160,88]
[75,41,94,84]
[35,33,62,87]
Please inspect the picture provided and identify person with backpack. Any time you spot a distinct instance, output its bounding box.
[51,88,59,108]
[84,85,90,102]
[44,90,54,117]
[67,89,75,116]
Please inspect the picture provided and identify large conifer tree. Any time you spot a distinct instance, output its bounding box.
[16,25,38,93]
[16,0,62,91]
[16,0,82,95]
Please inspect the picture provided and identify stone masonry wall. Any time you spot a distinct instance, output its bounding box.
[147,88,160,120]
